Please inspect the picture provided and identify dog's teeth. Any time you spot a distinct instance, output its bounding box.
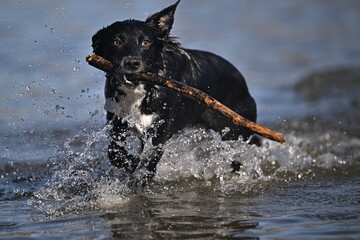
[123,75,133,86]
[123,75,130,83]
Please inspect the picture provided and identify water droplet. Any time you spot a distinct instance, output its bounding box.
[50,89,56,95]
[73,66,80,71]
[55,105,65,111]
[26,86,31,92]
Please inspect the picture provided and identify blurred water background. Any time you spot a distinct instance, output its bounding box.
[0,0,359,239]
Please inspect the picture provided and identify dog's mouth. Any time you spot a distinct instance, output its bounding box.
[120,74,134,86]
[113,71,139,88]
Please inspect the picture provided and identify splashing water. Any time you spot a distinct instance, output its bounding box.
[31,125,132,216]
[156,128,316,193]
[28,120,359,217]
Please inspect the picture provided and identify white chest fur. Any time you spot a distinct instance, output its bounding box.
[105,84,158,134]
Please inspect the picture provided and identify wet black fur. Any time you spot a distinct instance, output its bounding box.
[92,1,258,184]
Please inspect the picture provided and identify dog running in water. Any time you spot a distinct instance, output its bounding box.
[91,0,259,185]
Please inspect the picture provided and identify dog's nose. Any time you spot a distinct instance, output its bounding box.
[123,57,142,71]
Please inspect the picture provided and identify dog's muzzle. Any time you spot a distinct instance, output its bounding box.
[114,57,144,87]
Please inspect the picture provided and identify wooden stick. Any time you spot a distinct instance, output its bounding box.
[86,54,114,72]
[86,54,286,143]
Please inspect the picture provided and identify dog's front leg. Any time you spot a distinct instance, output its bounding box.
[139,147,163,186]
[107,115,142,174]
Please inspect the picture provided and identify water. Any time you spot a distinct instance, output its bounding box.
[1,0,360,239]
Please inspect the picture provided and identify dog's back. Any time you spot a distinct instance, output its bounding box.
[150,47,257,143]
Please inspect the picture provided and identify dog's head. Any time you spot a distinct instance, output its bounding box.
[92,1,180,86]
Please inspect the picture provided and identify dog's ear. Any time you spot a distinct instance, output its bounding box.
[146,0,180,36]
[92,27,108,56]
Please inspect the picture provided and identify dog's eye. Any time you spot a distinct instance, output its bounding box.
[141,40,151,47]
[112,39,121,47]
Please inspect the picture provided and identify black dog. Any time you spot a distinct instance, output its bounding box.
[92,1,258,184]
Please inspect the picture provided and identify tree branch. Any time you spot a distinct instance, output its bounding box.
[86,54,286,143]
